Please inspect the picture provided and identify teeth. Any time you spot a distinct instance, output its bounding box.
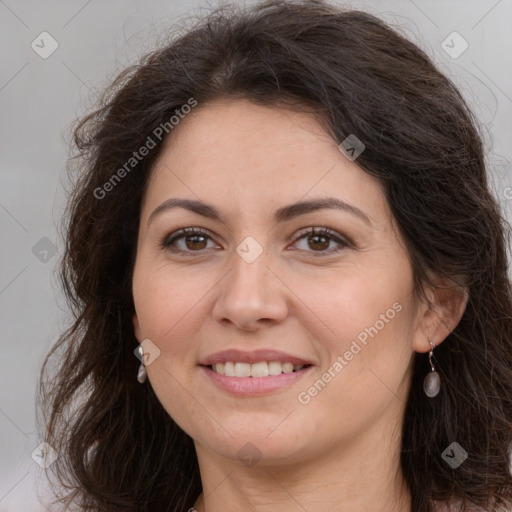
[211,361,307,377]
[268,361,282,375]
[251,361,269,377]
[234,362,251,377]
[224,362,235,376]
[282,362,294,374]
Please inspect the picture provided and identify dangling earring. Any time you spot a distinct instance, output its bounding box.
[423,339,440,397]
[137,345,147,384]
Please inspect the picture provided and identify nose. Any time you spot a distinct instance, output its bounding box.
[211,245,289,331]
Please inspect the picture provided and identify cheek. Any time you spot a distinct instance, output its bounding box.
[301,263,415,405]
[132,265,209,431]
[133,260,210,343]
[297,264,411,350]
[299,296,414,439]
[336,304,414,401]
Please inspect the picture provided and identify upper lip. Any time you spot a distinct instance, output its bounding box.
[200,349,314,366]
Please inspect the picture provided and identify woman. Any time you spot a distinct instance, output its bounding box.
[37,1,512,511]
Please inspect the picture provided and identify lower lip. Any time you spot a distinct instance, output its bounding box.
[201,365,313,396]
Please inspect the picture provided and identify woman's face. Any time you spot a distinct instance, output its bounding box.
[132,98,429,467]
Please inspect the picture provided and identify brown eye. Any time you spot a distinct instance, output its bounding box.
[161,227,218,254]
[160,226,349,256]
[292,227,349,255]
[184,234,208,250]
[307,233,330,251]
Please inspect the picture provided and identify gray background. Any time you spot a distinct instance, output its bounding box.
[1,0,511,510]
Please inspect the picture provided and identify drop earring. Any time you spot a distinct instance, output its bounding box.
[423,339,440,397]
[137,345,147,384]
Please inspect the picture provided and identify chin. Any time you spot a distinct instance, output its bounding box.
[194,423,317,466]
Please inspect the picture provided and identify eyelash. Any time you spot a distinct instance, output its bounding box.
[160,226,350,256]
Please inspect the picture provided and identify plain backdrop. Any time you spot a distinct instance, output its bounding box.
[1,0,511,510]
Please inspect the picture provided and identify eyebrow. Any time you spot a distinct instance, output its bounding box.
[147,197,372,226]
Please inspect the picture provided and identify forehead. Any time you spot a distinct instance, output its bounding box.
[155,98,334,169]
[141,98,390,227]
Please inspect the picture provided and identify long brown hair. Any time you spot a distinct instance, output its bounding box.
[37,1,512,510]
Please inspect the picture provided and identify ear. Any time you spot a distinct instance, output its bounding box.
[132,313,142,343]
[412,273,469,353]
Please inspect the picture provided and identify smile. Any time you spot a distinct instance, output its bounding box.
[201,364,313,396]
[210,361,307,377]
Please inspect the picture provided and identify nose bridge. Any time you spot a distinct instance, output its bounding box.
[232,237,270,296]
[212,235,288,329]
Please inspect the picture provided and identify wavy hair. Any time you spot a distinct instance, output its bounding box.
[37,1,512,511]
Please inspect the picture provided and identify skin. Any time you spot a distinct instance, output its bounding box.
[132,98,467,512]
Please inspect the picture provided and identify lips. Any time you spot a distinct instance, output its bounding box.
[199,349,314,395]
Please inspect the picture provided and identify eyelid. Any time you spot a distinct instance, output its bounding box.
[160,225,352,255]
[160,227,217,249]
[291,226,352,247]
[287,226,351,256]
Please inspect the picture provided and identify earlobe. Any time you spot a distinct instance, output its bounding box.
[412,279,469,353]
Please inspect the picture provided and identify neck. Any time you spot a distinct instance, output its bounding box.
[192,409,411,512]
